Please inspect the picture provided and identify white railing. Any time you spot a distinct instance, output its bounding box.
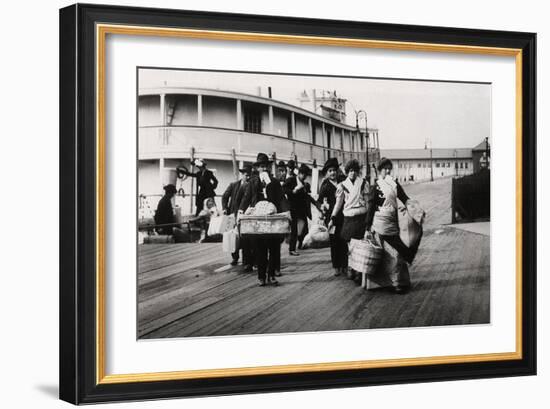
[138,125,366,165]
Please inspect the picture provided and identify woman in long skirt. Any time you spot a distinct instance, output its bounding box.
[365,157,422,294]
[329,159,370,281]
[318,158,347,276]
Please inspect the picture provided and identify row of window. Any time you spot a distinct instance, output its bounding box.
[243,106,364,150]
[397,161,469,169]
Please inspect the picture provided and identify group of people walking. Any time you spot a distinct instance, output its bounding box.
[223,153,322,286]
[321,157,420,293]
[155,153,421,293]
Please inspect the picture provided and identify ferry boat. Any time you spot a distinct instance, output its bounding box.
[138,87,380,215]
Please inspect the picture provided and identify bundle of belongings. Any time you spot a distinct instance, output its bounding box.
[365,199,426,290]
[302,218,330,249]
[207,214,235,236]
[398,199,425,247]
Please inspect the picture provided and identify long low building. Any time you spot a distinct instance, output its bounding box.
[380,147,478,183]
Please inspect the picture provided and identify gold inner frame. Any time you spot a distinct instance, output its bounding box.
[95,23,523,385]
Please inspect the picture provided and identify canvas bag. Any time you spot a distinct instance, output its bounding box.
[302,218,330,249]
[208,214,235,236]
[222,228,239,253]
[398,200,425,247]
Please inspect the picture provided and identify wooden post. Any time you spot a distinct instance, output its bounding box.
[231,148,239,181]
[190,147,195,214]
[272,152,277,175]
[311,162,319,198]
[159,157,165,192]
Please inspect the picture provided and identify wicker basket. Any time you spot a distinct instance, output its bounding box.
[348,238,384,274]
[238,213,290,238]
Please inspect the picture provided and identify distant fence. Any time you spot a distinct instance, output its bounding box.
[451,169,490,223]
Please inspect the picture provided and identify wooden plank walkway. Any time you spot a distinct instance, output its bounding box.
[138,178,490,339]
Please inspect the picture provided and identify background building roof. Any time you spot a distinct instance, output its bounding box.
[472,139,491,151]
[380,148,473,160]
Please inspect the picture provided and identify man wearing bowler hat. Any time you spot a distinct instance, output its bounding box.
[222,164,253,267]
[239,153,285,286]
[276,161,288,184]
[286,159,297,179]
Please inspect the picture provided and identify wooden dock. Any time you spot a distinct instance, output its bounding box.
[138,178,489,339]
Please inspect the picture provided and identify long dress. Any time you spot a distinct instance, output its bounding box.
[318,178,348,269]
[365,176,421,289]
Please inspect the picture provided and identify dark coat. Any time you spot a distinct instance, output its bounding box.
[283,176,315,219]
[222,179,247,216]
[154,195,175,235]
[239,173,284,212]
[185,168,218,205]
[317,178,343,227]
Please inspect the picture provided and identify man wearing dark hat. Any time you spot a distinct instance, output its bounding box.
[154,184,182,237]
[154,184,190,243]
[239,153,285,286]
[273,161,290,276]
[286,159,297,179]
[178,159,218,216]
[222,164,252,266]
[276,161,287,184]
[283,163,317,255]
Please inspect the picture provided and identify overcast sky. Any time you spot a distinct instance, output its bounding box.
[139,68,491,150]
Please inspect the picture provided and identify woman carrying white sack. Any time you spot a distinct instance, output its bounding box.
[365,157,424,294]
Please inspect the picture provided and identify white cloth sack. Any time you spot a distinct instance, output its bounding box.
[302,219,329,249]
[222,229,239,253]
[208,214,235,236]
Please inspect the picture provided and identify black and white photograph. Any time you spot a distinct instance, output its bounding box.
[137,67,491,339]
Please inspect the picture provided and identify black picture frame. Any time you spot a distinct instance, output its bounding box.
[59,3,536,404]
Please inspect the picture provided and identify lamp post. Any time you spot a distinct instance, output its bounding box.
[454,149,458,177]
[355,109,369,181]
[430,145,434,182]
[425,138,434,182]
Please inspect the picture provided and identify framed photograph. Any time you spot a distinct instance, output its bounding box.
[59,3,536,404]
